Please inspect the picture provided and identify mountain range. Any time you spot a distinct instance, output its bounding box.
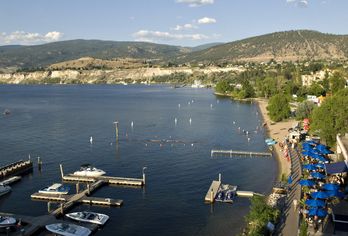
[0,30,347,69]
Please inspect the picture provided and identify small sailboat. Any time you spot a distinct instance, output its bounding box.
[0,215,16,228]
[174,118,177,125]
[89,136,93,144]
[73,164,106,177]
[66,211,109,225]
[189,118,192,125]
[0,184,11,197]
[45,223,91,236]
[39,183,70,195]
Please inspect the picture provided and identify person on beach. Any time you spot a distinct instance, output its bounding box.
[293,199,298,212]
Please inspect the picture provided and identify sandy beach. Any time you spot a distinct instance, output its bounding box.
[255,98,294,180]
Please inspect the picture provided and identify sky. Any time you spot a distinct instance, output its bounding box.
[0,0,347,47]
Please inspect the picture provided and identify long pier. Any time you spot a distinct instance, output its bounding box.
[0,159,33,179]
[211,149,272,158]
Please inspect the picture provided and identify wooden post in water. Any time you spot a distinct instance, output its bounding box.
[114,121,119,142]
[59,164,64,179]
[47,202,51,213]
[76,182,80,194]
[37,157,42,171]
[142,167,147,186]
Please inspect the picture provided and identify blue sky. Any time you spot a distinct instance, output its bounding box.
[0,0,347,47]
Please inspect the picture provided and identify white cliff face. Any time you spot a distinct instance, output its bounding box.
[0,66,244,84]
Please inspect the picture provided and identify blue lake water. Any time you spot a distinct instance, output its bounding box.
[0,85,277,236]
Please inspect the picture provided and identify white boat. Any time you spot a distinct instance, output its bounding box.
[0,184,11,197]
[39,183,70,195]
[73,164,105,177]
[66,211,109,225]
[45,223,91,236]
[0,216,16,228]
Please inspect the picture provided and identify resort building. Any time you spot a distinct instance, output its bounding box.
[301,70,331,87]
[336,133,348,162]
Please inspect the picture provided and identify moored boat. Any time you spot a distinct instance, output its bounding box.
[0,215,16,228]
[45,223,91,236]
[73,164,105,177]
[66,211,109,225]
[39,183,70,195]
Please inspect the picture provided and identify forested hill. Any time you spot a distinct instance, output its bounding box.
[0,40,191,68]
[1,30,348,69]
[177,30,348,63]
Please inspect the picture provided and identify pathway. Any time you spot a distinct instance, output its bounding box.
[280,144,302,236]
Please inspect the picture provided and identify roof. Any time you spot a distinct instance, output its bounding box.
[325,161,348,175]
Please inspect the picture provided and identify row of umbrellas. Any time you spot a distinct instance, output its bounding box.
[300,141,340,218]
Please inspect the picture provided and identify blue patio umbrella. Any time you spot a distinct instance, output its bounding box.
[308,207,328,217]
[304,140,318,145]
[305,199,326,208]
[322,183,340,191]
[303,164,318,171]
[311,191,329,199]
[326,190,345,198]
[299,179,316,186]
[315,163,325,169]
[311,154,327,163]
[315,144,334,154]
[311,172,326,179]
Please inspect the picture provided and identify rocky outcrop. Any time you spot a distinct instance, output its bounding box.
[0,66,243,84]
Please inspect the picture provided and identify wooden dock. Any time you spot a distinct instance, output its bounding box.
[62,174,144,186]
[0,159,33,179]
[204,180,221,203]
[211,149,272,158]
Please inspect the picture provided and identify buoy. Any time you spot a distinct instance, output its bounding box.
[189,118,192,125]
[131,121,134,128]
[233,121,236,124]
[248,138,250,142]
[188,102,191,105]
[178,104,181,108]
[89,136,93,144]
[191,143,194,147]
[175,118,177,125]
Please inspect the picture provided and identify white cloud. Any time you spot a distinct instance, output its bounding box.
[172,23,197,31]
[133,30,209,42]
[197,17,217,24]
[286,0,309,7]
[0,31,63,45]
[176,0,214,7]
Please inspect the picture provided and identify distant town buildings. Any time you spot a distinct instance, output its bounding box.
[301,70,332,87]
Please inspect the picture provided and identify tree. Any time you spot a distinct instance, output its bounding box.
[308,82,325,96]
[330,72,346,94]
[267,94,291,122]
[296,101,315,120]
[311,88,348,145]
[215,80,233,94]
[241,80,255,98]
[245,195,280,235]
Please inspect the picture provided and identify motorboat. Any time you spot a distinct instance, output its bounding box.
[39,183,70,195]
[0,184,11,197]
[45,223,91,236]
[0,215,16,228]
[216,184,237,203]
[66,211,109,225]
[73,164,105,177]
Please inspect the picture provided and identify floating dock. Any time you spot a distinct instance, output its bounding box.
[236,191,265,197]
[211,149,272,158]
[0,159,33,179]
[205,180,221,202]
[60,164,144,186]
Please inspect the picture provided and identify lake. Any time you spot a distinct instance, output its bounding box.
[0,85,277,236]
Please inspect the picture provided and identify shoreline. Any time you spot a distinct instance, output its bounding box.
[254,98,292,180]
